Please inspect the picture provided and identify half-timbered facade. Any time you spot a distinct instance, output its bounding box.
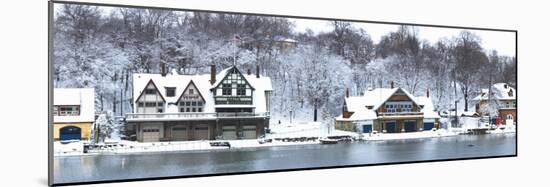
[335,86,440,134]
[125,65,272,142]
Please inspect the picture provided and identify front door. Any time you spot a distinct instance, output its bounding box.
[385,122,396,133]
[242,125,257,139]
[222,125,237,140]
[404,121,416,132]
[362,125,372,133]
[60,126,81,140]
[171,127,188,141]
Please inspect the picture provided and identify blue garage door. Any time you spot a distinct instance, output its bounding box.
[385,122,396,133]
[404,121,416,132]
[60,126,81,140]
[423,123,434,131]
[362,125,372,133]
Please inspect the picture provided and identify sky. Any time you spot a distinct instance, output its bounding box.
[292,18,516,57]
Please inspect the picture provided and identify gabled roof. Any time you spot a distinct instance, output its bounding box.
[363,88,420,110]
[210,66,255,90]
[135,79,166,103]
[338,87,438,121]
[473,83,516,101]
[53,88,95,123]
[176,80,206,103]
[416,96,440,119]
[132,67,273,113]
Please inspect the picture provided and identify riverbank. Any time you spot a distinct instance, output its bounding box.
[53,122,515,156]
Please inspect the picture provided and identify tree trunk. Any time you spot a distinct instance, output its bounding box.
[313,98,318,122]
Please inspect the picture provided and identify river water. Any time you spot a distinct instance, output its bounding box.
[53,134,516,184]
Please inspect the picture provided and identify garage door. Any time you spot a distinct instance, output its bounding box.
[404,121,416,132]
[423,123,434,131]
[142,128,160,142]
[362,125,372,133]
[193,127,209,140]
[242,125,257,139]
[385,122,396,133]
[60,126,81,141]
[222,126,237,140]
[171,127,188,141]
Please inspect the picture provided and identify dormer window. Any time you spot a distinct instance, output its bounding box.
[366,105,374,109]
[189,89,194,95]
[165,87,175,97]
[504,84,508,89]
[508,89,513,97]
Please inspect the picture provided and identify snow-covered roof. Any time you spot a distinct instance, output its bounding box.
[337,87,439,121]
[416,96,440,119]
[362,88,420,110]
[473,83,516,101]
[54,88,95,123]
[132,66,272,113]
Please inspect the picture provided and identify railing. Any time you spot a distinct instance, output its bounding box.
[378,111,423,116]
[125,112,270,120]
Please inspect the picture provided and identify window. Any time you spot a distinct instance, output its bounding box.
[180,108,185,112]
[186,102,191,106]
[191,101,197,106]
[513,101,516,108]
[145,89,156,94]
[165,87,175,97]
[186,108,190,112]
[157,108,163,113]
[58,106,80,116]
[508,90,514,97]
[192,108,196,112]
[53,106,59,116]
[237,84,246,95]
[222,84,232,95]
[507,114,514,120]
[138,102,144,107]
[197,101,203,106]
[158,102,164,107]
[189,89,194,95]
[198,108,202,112]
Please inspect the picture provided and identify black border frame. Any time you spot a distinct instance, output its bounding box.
[48,0,518,186]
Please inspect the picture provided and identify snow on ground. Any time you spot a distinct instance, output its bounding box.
[267,121,358,139]
[487,124,516,134]
[362,129,458,141]
[53,141,85,156]
[54,121,514,156]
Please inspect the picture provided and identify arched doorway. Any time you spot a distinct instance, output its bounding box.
[60,126,81,140]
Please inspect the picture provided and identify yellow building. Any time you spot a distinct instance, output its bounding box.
[53,88,95,141]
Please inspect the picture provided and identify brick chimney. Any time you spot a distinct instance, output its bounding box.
[210,65,216,85]
[390,81,394,89]
[256,64,260,78]
[346,88,349,98]
[160,63,166,77]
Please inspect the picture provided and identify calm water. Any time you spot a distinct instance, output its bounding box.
[53,134,516,184]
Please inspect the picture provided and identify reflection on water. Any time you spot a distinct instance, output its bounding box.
[54,134,516,184]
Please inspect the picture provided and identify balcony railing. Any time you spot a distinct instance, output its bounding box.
[378,111,423,117]
[125,112,270,121]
